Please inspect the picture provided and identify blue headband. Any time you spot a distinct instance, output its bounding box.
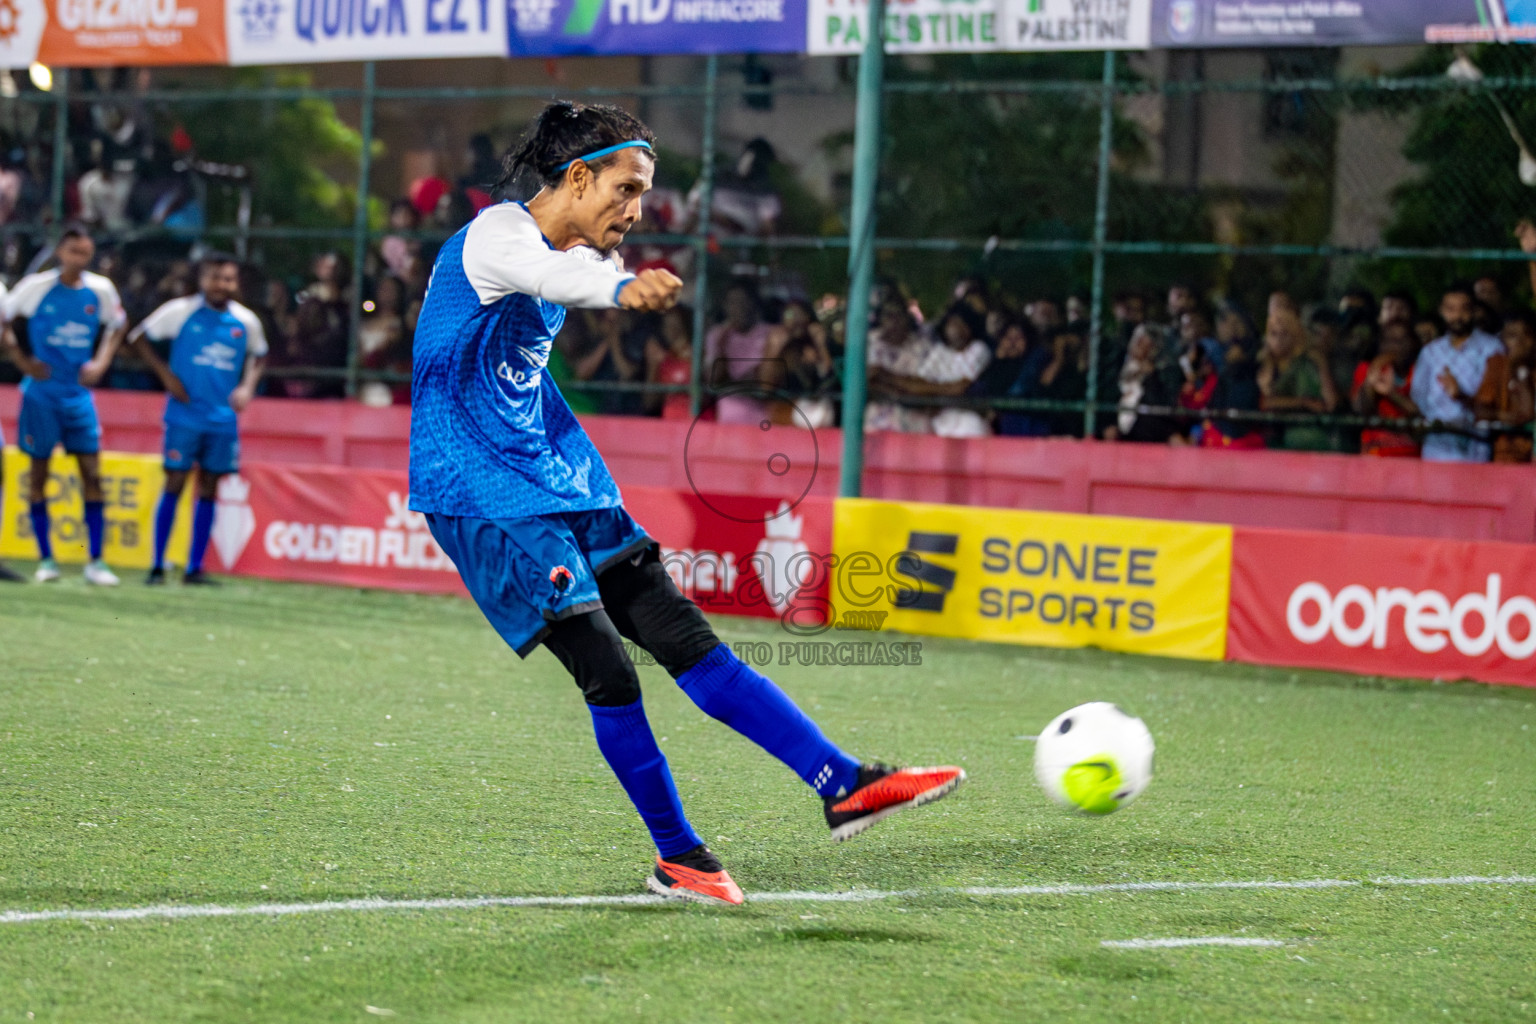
[553,140,653,174]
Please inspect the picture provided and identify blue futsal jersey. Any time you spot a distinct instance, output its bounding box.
[139,295,268,431]
[3,269,124,403]
[409,201,636,520]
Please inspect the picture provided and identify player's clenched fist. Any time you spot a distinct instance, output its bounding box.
[618,269,682,312]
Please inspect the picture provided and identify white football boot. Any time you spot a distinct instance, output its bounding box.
[84,560,121,586]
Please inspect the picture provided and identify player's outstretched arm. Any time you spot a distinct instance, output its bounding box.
[464,205,640,311]
[617,269,683,313]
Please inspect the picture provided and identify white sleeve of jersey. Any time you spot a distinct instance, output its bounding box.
[83,272,128,331]
[229,302,269,359]
[461,203,634,309]
[139,296,200,342]
[3,271,60,321]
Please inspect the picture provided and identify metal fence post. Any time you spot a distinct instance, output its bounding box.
[688,55,719,419]
[49,68,70,232]
[346,60,377,400]
[1083,50,1114,441]
[838,0,886,499]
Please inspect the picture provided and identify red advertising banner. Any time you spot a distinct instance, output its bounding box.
[1229,527,1536,687]
[206,462,831,623]
[209,463,464,593]
[618,488,833,624]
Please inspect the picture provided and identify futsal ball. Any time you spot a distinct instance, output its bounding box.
[1033,702,1154,814]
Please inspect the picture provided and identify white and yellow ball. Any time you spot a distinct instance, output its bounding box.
[1034,702,1154,814]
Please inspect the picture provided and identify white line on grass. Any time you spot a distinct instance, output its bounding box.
[1102,937,1288,950]
[2,875,1532,926]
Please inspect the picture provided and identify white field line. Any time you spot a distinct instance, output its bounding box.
[1102,937,1288,950]
[2,875,1532,927]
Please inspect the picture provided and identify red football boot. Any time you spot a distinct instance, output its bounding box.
[646,845,745,906]
[824,763,966,841]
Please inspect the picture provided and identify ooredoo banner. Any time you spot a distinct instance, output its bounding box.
[833,497,1231,660]
[1228,527,1536,687]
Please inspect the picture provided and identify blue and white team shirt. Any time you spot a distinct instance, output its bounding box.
[3,269,125,403]
[139,295,268,432]
[409,201,637,520]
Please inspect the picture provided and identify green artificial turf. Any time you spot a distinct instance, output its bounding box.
[1,570,1533,1022]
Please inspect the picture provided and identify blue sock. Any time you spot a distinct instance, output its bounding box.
[187,497,218,577]
[153,493,178,571]
[588,699,703,858]
[676,645,861,798]
[84,500,105,561]
[188,498,216,574]
[29,502,51,560]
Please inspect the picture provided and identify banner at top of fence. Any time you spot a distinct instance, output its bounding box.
[227,0,505,64]
[505,0,808,54]
[0,0,228,68]
[1151,0,1536,48]
[807,0,1151,55]
[1,0,1532,70]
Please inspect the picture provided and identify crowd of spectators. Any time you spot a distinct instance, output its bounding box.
[3,195,1533,466]
[556,260,1535,466]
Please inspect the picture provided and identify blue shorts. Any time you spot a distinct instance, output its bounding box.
[18,389,101,457]
[164,424,240,475]
[427,506,653,657]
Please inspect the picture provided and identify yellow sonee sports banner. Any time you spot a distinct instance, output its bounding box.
[1,448,194,570]
[832,498,1233,661]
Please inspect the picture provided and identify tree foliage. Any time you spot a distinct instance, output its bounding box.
[165,67,371,278]
[823,53,1217,312]
[1364,44,1536,303]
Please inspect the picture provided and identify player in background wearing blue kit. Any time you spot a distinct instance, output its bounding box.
[0,228,128,585]
[126,253,266,586]
[0,278,22,583]
[411,103,964,906]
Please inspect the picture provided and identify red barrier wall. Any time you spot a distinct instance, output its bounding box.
[1229,527,1536,687]
[4,386,1532,542]
[196,461,832,621]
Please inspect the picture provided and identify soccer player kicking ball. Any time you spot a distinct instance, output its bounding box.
[410,102,965,906]
[0,227,128,585]
[127,253,266,585]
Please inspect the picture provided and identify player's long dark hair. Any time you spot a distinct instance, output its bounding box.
[497,102,656,198]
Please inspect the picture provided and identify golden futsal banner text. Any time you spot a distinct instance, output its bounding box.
[832,498,1232,661]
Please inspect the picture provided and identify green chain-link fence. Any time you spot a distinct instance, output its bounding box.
[1,47,1533,457]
